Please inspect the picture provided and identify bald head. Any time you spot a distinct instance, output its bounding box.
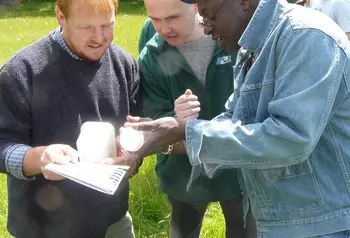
[144,0,204,46]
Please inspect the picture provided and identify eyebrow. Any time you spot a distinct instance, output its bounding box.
[149,14,180,20]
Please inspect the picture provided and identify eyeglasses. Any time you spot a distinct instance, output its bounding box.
[199,0,227,28]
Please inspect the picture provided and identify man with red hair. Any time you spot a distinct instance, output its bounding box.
[0,0,140,237]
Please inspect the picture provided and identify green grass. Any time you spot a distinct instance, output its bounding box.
[0,1,225,237]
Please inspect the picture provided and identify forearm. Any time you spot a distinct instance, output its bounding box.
[186,118,307,171]
[22,146,46,177]
[170,141,187,155]
[2,144,43,180]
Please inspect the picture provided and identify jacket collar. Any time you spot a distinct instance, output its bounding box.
[146,33,225,56]
[238,0,288,54]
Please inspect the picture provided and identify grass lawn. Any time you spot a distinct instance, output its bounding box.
[0,1,225,237]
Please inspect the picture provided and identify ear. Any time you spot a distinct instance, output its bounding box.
[55,6,65,29]
[194,3,199,14]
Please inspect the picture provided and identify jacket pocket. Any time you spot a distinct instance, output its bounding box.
[262,159,324,215]
[234,80,274,125]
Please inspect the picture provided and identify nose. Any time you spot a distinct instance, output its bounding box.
[160,25,172,35]
[158,19,175,35]
[203,25,213,35]
[92,26,104,43]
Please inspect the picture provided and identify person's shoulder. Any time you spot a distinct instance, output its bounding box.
[142,18,156,35]
[141,18,153,31]
[284,4,331,28]
[281,6,347,46]
[2,33,55,72]
[108,44,136,65]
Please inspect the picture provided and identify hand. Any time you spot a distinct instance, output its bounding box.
[103,155,142,178]
[118,116,153,154]
[174,89,200,121]
[124,116,186,158]
[40,144,79,180]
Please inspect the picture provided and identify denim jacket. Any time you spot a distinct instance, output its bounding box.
[185,0,350,237]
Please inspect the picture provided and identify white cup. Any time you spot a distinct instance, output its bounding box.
[76,122,116,163]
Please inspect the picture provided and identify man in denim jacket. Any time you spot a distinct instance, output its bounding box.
[124,0,350,237]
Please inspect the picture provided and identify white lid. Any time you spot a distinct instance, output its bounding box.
[119,127,144,152]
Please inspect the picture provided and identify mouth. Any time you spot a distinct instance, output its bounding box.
[164,35,178,39]
[88,44,103,49]
[213,35,223,41]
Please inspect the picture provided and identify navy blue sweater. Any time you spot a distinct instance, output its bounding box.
[0,32,141,238]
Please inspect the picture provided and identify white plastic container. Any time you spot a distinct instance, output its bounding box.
[76,122,116,163]
[119,127,144,152]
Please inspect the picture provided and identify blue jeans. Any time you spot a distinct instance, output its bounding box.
[309,230,350,238]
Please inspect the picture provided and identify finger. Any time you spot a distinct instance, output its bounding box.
[184,89,192,96]
[135,137,161,158]
[53,155,73,165]
[176,108,201,119]
[124,121,156,131]
[187,100,200,107]
[175,101,200,112]
[126,115,152,123]
[126,116,141,122]
[183,114,199,121]
[102,157,117,165]
[102,156,135,167]
[61,145,79,163]
[42,170,65,181]
[175,94,198,104]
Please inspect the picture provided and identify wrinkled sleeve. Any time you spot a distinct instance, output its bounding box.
[0,61,34,180]
[186,29,348,179]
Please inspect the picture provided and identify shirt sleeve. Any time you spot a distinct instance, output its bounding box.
[185,28,348,179]
[5,144,34,180]
[0,59,34,180]
[335,0,350,33]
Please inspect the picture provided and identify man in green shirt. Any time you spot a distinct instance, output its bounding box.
[138,0,257,237]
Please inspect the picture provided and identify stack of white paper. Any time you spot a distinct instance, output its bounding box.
[45,162,129,195]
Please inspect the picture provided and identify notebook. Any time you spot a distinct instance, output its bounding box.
[45,162,129,195]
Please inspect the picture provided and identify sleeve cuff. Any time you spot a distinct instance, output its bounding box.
[185,119,206,191]
[5,145,35,180]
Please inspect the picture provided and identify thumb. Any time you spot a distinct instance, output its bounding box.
[102,157,116,165]
[61,145,79,163]
[54,155,73,165]
[185,89,192,96]
[124,120,155,131]
[102,156,133,166]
